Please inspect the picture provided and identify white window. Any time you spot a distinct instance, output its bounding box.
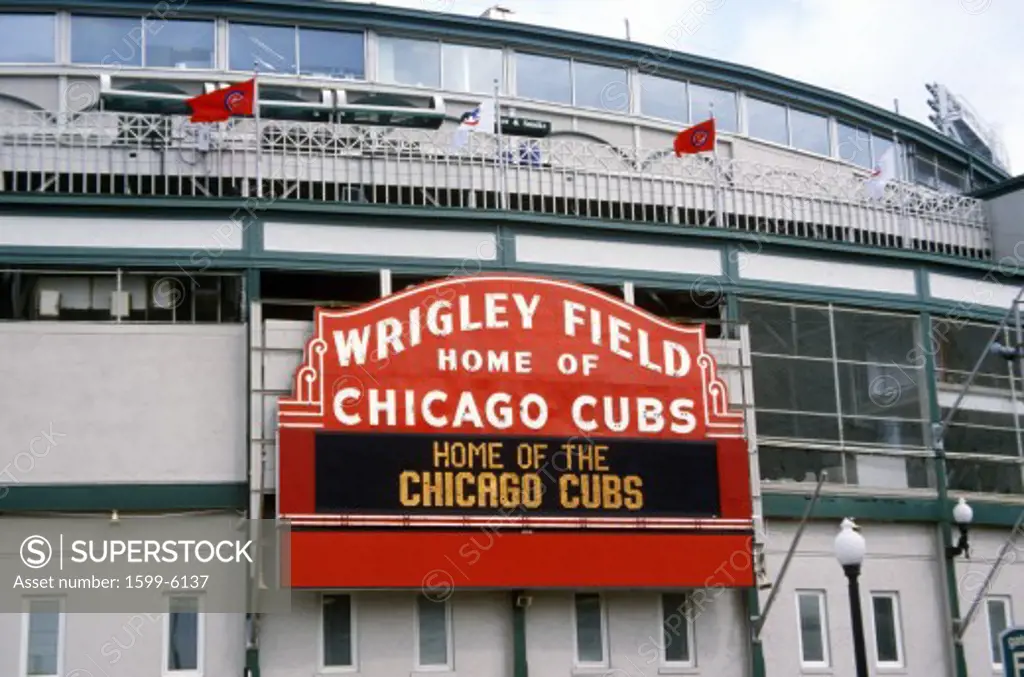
[660,593,695,666]
[21,598,64,677]
[164,596,203,675]
[986,596,1013,668]
[870,592,904,667]
[321,594,356,670]
[796,591,830,667]
[415,594,452,670]
[573,593,608,668]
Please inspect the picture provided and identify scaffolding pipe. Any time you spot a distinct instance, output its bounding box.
[753,471,827,639]
[934,286,1024,446]
[955,509,1024,639]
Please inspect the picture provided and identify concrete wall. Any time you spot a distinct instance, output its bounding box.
[758,521,950,677]
[0,322,246,486]
[258,589,744,677]
[954,526,1024,674]
[0,608,245,676]
[527,589,746,677]
[260,591,512,677]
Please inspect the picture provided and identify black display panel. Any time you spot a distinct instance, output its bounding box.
[314,432,720,518]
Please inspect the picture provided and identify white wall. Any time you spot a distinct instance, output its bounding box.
[0,323,246,486]
[759,521,950,677]
[260,591,512,677]
[526,590,746,677]
[259,589,744,677]
[954,526,1024,674]
[0,609,244,677]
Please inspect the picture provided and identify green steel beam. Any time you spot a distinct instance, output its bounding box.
[0,483,248,512]
[919,310,969,677]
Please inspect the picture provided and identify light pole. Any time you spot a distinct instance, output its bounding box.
[947,497,974,559]
[834,518,868,677]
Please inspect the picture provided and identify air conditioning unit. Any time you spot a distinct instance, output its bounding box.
[110,291,131,318]
[37,289,60,317]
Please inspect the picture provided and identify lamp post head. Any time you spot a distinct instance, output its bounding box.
[834,517,866,568]
[952,498,973,526]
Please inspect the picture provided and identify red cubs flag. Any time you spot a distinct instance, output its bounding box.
[186,79,256,123]
[674,118,716,156]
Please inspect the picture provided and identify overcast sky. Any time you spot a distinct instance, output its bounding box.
[356,0,1022,174]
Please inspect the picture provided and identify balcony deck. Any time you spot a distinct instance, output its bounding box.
[0,111,990,260]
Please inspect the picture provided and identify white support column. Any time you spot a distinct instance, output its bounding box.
[380,268,393,297]
[623,281,635,305]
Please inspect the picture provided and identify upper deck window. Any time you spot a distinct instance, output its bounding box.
[747,97,789,146]
[71,15,141,66]
[442,43,503,94]
[229,23,295,73]
[378,35,440,88]
[637,73,688,124]
[70,15,215,69]
[573,60,628,113]
[515,52,571,105]
[789,107,830,156]
[299,27,363,78]
[0,13,55,63]
[837,123,872,168]
[689,83,737,132]
[228,22,364,78]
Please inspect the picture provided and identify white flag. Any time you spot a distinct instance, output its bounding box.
[866,146,897,200]
[453,100,496,148]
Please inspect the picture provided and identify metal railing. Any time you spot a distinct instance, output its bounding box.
[0,110,991,259]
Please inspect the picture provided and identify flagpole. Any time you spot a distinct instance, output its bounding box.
[893,129,906,246]
[710,103,723,228]
[494,78,508,210]
[253,62,263,199]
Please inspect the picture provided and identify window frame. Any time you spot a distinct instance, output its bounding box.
[162,594,204,677]
[868,591,905,668]
[746,95,791,147]
[636,72,689,125]
[376,33,441,89]
[226,21,298,76]
[570,58,629,113]
[0,12,59,64]
[20,596,65,677]
[512,50,573,106]
[296,25,365,80]
[68,13,217,70]
[658,592,696,668]
[986,595,1013,669]
[142,16,217,70]
[414,594,453,672]
[440,40,505,95]
[795,590,830,669]
[572,592,609,669]
[319,592,358,672]
[226,21,366,79]
[688,81,738,132]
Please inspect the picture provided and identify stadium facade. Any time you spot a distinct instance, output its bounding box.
[0,2,1022,677]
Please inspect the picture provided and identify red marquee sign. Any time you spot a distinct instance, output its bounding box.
[278,275,754,589]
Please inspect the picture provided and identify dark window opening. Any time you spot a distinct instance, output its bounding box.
[634,286,723,338]
[0,269,241,323]
[261,270,380,320]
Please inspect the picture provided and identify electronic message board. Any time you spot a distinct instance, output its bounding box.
[277,275,753,589]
